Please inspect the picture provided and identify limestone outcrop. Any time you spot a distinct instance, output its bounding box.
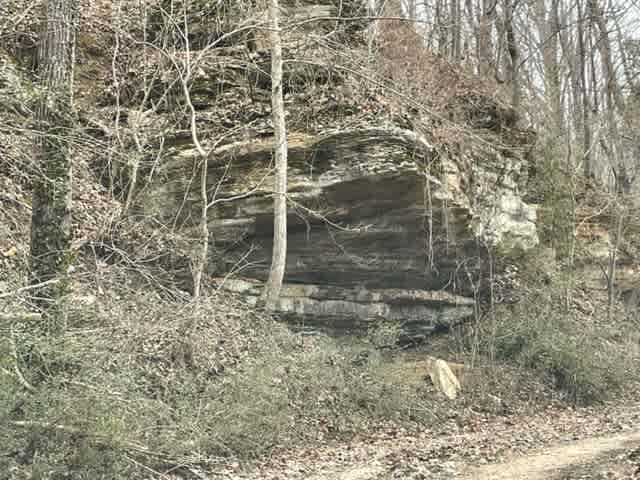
[125,0,540,338]
[138,125,537,338]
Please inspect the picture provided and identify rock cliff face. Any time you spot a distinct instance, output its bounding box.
[3,1,638,341]
[1,1,540,339]
[139,125,537,338]
[126,1,539,338]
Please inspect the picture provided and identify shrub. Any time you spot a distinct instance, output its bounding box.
[1,284,435,478]
[530,141,575,258]
[485,294,626,405]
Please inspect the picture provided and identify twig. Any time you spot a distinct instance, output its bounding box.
[0,313,42,322]
[124,455,171,479]
[1,3,36,32]
[10,421,170,459]
[0,192,32,211]
[0,279,61,299]
[215,245,257,291]
[287,197,373,233]
[65,380,131,402]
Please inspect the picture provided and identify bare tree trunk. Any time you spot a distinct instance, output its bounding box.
[191,133,209,298]
[261,0,288,310]
[503,0,520,110]
[576,0,593,177]
[368,0,377,62]
[121,1,149,216]
[588,0,627,192]
[613,13,635,93]
[549,0,563,132]
[534,0,563,133]
[478,0,496,76]
[180,5,209,299]
[403,0,417,20]
[463,0,477,62]
[588,0,624,114]
[30,0,77,323]
[451,0,462,60]
[607,203,624,321]
[585,21,597,115]
[435,0,448,57]
[574,0,593,178]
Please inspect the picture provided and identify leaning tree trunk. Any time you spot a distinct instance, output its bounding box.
[260,0,288,310]
[30,0,77,322]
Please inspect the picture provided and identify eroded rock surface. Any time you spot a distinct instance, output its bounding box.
[126,1,539,338]
[139,125,537,337]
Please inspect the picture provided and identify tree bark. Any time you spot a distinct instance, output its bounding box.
[260,0,288,310]
[178,2,209,298]
[576,0,593,178]
[478,0,496,76]
[533,0,563,133]
[451,0,461,60]
[589,0,627,192]
[30,0,77,320]
[503,0,520,110]
[367,0,377,62]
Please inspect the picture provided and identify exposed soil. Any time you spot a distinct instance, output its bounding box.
[211,400,640,480]
[467,430,640,479]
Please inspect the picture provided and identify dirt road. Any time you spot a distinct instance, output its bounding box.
[466,430,640,479]
[301,431,640,479]
[229,429,640,480]
[222,403,640,480]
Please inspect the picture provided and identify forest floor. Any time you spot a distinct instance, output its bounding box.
[210,398,640,480]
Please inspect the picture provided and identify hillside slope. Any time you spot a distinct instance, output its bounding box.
[1,1,640,479]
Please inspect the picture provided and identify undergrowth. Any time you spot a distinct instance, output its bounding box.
[0,281,434,479]
[463,281,637,407]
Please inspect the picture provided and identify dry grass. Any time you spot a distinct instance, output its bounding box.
[1,265,442,479]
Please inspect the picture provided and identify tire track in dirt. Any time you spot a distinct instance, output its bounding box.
[221,402,640,480]
[298,430,640,480]
[464,430,640,479]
